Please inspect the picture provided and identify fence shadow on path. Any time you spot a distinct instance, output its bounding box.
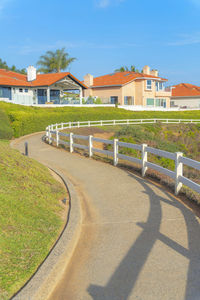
[87,173,200,300]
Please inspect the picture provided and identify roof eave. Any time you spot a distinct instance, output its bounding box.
[171,95,200,98]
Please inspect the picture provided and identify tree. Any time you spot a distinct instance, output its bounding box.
[115,66,129,72]
[0,59,8,69]
[0,58,26,74]
[115,65,140,73]
[37,48,76,73]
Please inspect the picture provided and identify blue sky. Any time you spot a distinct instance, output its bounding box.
[1,0,200,85]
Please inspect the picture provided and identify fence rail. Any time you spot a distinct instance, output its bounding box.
[47,118,200,132]
[46,118,200,196]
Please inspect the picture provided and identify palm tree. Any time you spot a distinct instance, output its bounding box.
[130,65,135,72]
[115,65,139,73]
[115,66,129,72]
[37,48,76,73]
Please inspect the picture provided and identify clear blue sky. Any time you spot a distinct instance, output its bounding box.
[1,0,200,85]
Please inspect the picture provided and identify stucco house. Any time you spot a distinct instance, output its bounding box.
[83,66,172,108]
[171,83,200,109]
[0,66,87,105]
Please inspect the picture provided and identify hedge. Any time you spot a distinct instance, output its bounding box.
[1,101,200,138]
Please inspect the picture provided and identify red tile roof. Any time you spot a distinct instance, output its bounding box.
[0,69,86,88]
[90,71,167,88]
[172,83,200,97]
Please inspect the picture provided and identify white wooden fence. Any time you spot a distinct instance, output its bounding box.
[45,119,200,196]
[46,118,200,132]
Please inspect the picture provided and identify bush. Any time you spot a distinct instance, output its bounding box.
[0,109,13,139]
[1,101,200,138]
[94,97,102,104]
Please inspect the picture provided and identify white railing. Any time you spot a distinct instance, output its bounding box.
[45,119,200,197]
[46,118,200,132]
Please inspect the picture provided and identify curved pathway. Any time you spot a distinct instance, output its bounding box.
[13,133,200,300]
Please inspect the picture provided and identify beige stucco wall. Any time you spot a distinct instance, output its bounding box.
[134,80,144,105]
[121,82,135,102]
[83,86,123,104]
[83,79,171,107]
[143,80,171,108]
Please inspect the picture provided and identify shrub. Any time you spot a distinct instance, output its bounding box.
[94,97,102,104]
[1,101,200,138]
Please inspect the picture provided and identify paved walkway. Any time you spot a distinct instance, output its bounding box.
[13,133,200,300]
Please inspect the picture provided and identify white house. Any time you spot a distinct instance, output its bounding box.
[0,66,87,105]
[171,83,200,109]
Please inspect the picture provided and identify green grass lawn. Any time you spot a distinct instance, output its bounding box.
[1,101,200,138]
[0,140,66,299]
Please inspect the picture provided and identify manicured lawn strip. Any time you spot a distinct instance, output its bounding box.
[0,141,65,299]
[1,101,200,138]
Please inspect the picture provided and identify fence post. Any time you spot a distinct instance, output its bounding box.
[48,126,51,144]
[175,152,183,195]
[61,123,64,130]
[77,121,80,128]
[70,133,74,153]
[56,130,59,147]
[113,139,118,166]
[55,123,58,130]
[46,127,49,141]
[89,135,93,157]
[24,142,28,156]
[142,144,148,177]
[51,124,53,131]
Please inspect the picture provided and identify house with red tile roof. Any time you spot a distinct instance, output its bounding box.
[0,66,87,105]
[171,83,200,109]
[83,66,172,108]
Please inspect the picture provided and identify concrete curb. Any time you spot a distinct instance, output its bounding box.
[10,162,82,300]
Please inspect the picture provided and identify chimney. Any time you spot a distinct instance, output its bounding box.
[84,74,93,87]
[150,69,159,77]
[142,65,150,75]
[27,66,37,82]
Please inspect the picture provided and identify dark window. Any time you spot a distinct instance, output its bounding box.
[19,88,23,92]
[110,96,118,104]
[0,87,12,100]
[24,89,28,93]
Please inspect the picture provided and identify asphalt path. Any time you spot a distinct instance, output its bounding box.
[13,133,200,300]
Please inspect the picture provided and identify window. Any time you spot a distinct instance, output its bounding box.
[24,88,28,93]
[124,96,134,105]
[19,88,23,93]
[155,98,166,107]
[110,96,118,104]
[159,82,163,90]
[156,98,160,106]
[146,80,152,90]
[146,98,154,106]
[156,82,164,91]
[156,82,159,91]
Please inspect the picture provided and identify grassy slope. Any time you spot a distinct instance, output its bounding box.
[0,101,200,137]
[0,109,13,140]
[0,141,66,299]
